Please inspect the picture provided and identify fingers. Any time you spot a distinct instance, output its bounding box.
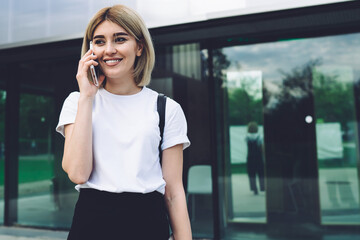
[84,48,93,56]
[75,50,103,96]
[77,51,98,75]
[80,51,98,65]
[83,59,98,67]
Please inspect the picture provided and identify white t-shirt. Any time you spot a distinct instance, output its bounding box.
[56,86,190,194]
[245,133,262,146]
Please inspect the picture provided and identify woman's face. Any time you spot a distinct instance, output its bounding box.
[92,20,143,82]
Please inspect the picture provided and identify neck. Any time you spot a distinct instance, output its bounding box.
[104,77,142,95]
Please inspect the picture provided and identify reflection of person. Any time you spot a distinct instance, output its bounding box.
[56,5,192,240]
[245,122,265,195]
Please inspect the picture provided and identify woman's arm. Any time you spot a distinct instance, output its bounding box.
[62,49,104,184]
[162,144,192,240]
[62,96,94,184]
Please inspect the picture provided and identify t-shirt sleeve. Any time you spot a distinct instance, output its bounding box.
[161,99,190,150]
[55,92,80,137]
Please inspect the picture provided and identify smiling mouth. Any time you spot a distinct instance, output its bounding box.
[104,59,122,63]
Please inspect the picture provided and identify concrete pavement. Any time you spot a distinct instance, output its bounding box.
[0,226,68,240]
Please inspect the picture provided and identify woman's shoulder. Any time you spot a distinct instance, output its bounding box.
[246,133,262,141]
[66,91,80,100]
[62,91,79,103]
[165,97,181,114]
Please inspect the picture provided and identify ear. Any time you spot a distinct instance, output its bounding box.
[136,42,143,57]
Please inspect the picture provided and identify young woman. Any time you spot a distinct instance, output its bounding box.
[56,5,192,240]
[245,122,265,195]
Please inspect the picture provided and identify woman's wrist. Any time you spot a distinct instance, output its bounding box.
[79,94,95,104]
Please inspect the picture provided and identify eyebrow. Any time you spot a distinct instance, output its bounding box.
[93,32,129,39]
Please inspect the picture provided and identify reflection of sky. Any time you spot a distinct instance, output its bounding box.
[223,33,360,84]
[227,70,263,99]
[222,33,360,110]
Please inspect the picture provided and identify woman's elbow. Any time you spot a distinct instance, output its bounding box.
[66,169,89,185]
[165,184,185,201]
[62,159,89,185]
[68,174,88,185]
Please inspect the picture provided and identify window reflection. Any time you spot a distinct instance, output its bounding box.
[226,71,266,222]
[313,64,360,224]
[216,32,360,238]
[214,48,267,224]
[0,90,5,224]
[17,93,62,227]
[172,43,202,81]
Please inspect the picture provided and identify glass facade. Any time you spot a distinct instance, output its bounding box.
[0,57,80,227]
[311,35,360,224]
[214,33,360,238]
[223,56,266,223]
[17,93,58,227]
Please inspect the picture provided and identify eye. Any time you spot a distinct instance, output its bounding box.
[94,39,105,45]
[115,37,126,43]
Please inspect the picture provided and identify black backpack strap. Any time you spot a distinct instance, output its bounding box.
[157,93,167,166]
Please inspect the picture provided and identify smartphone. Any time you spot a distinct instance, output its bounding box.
[89,41,99,86]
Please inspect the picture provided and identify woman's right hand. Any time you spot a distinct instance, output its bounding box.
[76,49,105,98]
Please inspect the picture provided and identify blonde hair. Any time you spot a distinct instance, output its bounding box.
[81,5,155,86]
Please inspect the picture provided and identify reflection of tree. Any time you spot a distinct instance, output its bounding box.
[228,88,263,125]
[264,60,321,217]
[0,92,54,154]
[212,49,230,86]
[19,94,54,155]
[20,94,54,138]
[313,69,355,133]
[264,58,359,217]
[213,49,263,125]
[265,58,355,133]
[265,59,321,112]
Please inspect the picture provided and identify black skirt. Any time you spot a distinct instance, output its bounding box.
[67,188,170,240]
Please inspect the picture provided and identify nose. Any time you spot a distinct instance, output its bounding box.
[105,42,116,54]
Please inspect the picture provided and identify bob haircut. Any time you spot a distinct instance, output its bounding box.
[81,5,155,86]
[247,121,259,133]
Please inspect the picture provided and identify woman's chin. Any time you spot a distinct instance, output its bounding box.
[104,72,133,82]
[102,72,120,80]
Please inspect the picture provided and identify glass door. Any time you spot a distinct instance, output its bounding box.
[311,34,360,224]
[213,48,266,224]
[214,32,360,239]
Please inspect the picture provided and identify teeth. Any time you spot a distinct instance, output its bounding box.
[105,59,121,63]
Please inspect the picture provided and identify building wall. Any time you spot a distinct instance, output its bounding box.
[0,0,351,48]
